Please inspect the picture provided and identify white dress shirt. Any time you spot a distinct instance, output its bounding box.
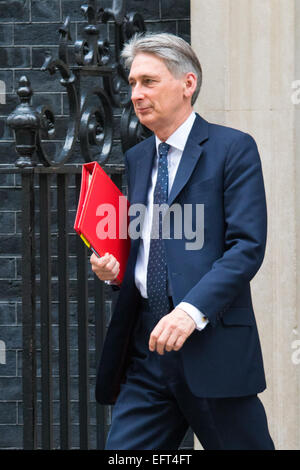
[134,111,208,331]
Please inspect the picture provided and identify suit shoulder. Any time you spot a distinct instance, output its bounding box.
[208,121,257,148]
[125,135,154,161]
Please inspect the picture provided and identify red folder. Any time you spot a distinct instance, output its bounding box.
[74,161,130,283]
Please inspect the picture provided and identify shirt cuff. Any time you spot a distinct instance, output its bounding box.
[177,302,209,331]
[104,280,119,286]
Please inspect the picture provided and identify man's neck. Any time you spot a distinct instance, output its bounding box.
[154,108,194,142]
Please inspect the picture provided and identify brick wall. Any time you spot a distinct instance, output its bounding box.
[0,0,191,449]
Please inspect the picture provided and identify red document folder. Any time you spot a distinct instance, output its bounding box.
[74,161,130,283]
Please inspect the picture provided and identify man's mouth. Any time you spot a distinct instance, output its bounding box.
[136,107,151,113]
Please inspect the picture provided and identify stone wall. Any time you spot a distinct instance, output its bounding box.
[191,0,300,450]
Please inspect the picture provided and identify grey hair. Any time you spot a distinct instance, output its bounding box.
[121,33,202,105]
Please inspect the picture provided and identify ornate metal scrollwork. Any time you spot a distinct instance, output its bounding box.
[7,76,40,168]
[37,18,79,166]
[100,1,146,108]
[120,103,152,153]
[75,0,111,66]
[79,87,113,164]
[7,0,148,168]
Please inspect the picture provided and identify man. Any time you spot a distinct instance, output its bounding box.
[90,33,274,450]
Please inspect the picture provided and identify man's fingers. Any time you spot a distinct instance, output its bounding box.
[149,320,178,355]
[98,253,112,267]
[154,328,173,355]
[149,321,165,352]
[172,334,187,351]
[90,252,109,267]
[106,255,119,270]
[110,261,120,278]
[90,252,120,281]
[165,330,181,352]
[149,309,196,354]
[105,256,120,278]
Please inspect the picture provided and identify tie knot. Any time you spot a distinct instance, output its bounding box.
[158,142,170,158]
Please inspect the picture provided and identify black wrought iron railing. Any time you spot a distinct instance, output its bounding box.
[3,0,147,450]
[2,0,193,450]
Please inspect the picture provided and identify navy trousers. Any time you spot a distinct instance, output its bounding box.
[105,299,275,450]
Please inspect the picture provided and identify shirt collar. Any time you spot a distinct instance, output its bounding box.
[155,111,196,154]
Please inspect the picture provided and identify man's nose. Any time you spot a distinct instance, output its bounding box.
[131,84,145,101]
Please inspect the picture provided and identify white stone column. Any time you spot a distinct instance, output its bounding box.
[191,0,300,450]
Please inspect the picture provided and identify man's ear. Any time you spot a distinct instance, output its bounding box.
[183,72,197,99]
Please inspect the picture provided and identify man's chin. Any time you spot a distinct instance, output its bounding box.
[137,114,154,130]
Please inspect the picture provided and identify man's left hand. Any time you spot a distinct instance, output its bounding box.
[149,308,196,355]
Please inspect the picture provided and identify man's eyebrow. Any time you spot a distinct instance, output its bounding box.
[128,74,160,82]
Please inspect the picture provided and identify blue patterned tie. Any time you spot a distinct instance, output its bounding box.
[146,142,170,319]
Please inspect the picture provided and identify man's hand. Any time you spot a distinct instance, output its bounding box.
[149,308,196,355]
[90,252,120,283]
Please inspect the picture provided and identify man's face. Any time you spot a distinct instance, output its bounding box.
[128,53,188,135]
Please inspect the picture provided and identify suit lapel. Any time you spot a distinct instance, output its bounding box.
[130,135,156,206]
[168,113,209,206]
[127,136,156,258]
[130,114,209,207]
[127,114,209,262]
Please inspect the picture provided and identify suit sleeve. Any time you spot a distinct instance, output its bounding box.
[181,133,267,326]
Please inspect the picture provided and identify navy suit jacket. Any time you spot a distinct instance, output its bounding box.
[96,113,267,405]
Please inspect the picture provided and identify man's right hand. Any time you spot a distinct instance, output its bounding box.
[90,252,120,284]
